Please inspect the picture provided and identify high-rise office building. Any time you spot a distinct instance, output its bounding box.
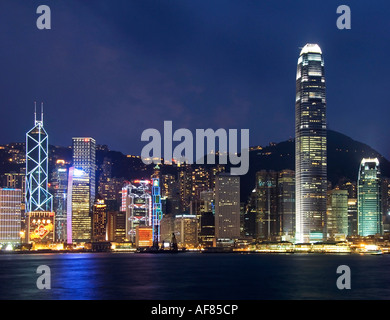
[337,180,358,236]
[151,178,163,244]
[106,210,126,242]
[278,169,295,239]
[161,174,176,198]
[178,163,192,212]
[347,198,358,236]
[326,189,348,240]
[358,158,382,236]
[28,210,55,244]
[3,171,26,241]
[92,198,107,242]
[199,211,215,247]
[3,171,25,210]
[72,137,96,206]
[97,157,124,209]
[25,106,53,213]
[191,166,211,201]
[50,160,68,242]
[214,173,240,241]
[174,214,198,248]
[121,180,152,242]
[382,177,390,232]
[69,137,96,243]
[243,189,257,239]
[200,190,214,214]
[68,167,91,242]
[160,214,175,244]
[295,43,327,243]
[255,170,279,240]
[0,188,21,246]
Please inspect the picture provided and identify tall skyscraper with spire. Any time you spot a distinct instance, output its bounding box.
[25,103,52,213]
[295,44,327,243]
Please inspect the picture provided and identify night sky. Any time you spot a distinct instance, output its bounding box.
[0,0,389,160]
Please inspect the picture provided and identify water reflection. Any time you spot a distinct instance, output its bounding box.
[0,253,389,300]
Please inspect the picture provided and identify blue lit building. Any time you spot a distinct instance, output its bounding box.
[152,178,163,244]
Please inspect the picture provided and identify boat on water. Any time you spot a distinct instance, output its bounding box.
[136,247,186,253]
[366,249,383,255]
[202,247,233,253]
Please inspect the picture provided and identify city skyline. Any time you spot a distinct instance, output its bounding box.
[0,1,389,162]
[1,41,385,247]
[2,1,390,305]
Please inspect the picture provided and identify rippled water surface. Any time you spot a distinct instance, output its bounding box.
[0,252,388,300]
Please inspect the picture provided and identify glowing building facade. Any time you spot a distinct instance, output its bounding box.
[215,173,240,241]
[256,170,278,240]
[295,43,327,243]
[0,188,22,246]
[92,198,107,242]
[121,180,152,242]
[51,160,68,242]
[28,211,55,244]
[358,158,382,236]
[278,169,295,239]
[152,178,163,244]
[25,106,53,213]
[69,137,96,243]
[326,189,348,240]
[174,214,198,248]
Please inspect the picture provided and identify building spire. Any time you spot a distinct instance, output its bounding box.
[34,101,37,124]
[41,102,44,124]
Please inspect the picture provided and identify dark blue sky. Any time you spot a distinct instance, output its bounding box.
[0,0,389,159]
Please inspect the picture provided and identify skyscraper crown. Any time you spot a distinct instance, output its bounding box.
[300,43,322,55]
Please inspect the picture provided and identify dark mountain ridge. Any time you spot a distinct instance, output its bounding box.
[237,130,390,202]
[0,130,388,205]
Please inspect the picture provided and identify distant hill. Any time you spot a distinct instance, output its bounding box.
[237,130,390,202]
[1,130,388,205]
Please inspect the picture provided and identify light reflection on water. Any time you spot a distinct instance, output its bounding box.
[0,252,389,300]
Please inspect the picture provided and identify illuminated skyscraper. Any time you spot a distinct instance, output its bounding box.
[92,198,107,242]
[215,173,240,241]
[326,189,348,240]
[69,138,96,243]
[72,137,96,206]
[278,169,295,240]
[174,214,198,248]
[0,188,21,246]
[25,105,53,213]
[50,160,68,242]
[295,44,327,243]
[337,181,358,236]
[121,180,152,242]
[152,178,163,244]
[358,158,382,236]
[106,211,126,242]
[255,170,278,240]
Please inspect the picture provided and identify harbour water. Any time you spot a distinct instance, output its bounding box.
[0,252,389,300]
